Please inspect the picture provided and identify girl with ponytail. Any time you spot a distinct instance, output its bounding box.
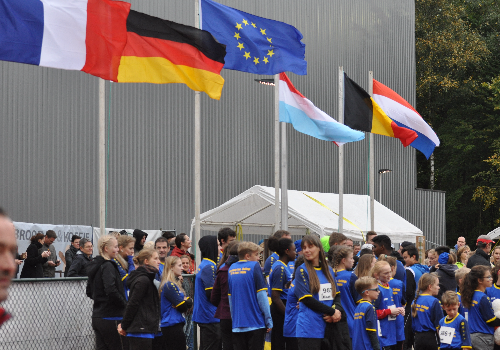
[461,265,500,349]
[410,273,441,350]
[294,235,340,350]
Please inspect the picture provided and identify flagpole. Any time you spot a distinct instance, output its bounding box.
[368,71,375,231]
[279,75,288,231]
[338,66,344,235]
[99,78,106,237]
[274,73,281,231]
[194,0,201,264]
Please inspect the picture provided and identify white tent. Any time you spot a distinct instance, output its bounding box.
[487,227,500,240]
[190,185,422,244]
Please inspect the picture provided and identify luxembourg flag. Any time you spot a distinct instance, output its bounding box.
[0,0,130,81]
[279,73,364,144]
[373,79,440,159]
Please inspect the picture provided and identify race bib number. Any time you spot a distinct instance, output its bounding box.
[319,283,333,301]
[439,326,455,345]
[465,311,468,322]
[388,305,396,321]
[377,320,382,336]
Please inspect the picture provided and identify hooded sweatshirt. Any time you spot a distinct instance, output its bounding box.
[132,229,148,255]
[431,263,458,300]
[86,256,127,318]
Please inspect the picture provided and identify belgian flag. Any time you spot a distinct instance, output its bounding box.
[116,10,226,100]
[343,73,417,146]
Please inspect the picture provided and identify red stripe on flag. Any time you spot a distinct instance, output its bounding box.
[82,0,131,81]
[373,79,420,117]
[390,121,418,147]
[280,72,305,99]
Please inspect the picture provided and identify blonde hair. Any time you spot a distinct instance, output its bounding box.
[355,254,375,278]
[98,235,117,259]
[238,241,262,259]
[456,245,470,264]
[116,235,136,270]
[354,276,378,295]
[133,248,157,266]
[411,272,439,317]
[371,261,390,279]
[143,241,155,250]
[108,231,121,238]
[378,255,397,268]
[159,256,185,296]
[441,290,459,306]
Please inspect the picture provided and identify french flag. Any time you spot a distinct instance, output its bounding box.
[373,79,440,159]
[279,73,364,144]
[0,0,130,81]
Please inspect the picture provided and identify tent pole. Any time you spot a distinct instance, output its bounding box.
[368,71,375,232]
[274,73,281,231]
[99,78,106,236]
[194,0,201,265]
[338,66,344,235]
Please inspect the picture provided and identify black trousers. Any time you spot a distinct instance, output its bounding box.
[414,331,439,350]
[219,319,234,350]
[161,323,186,350]
[128,337,152,350]
[271,302,288,350]
[92,318,129,350]
[198,322,222,350]
[232,328,267,350]
[283,337,298,350]
[297,338,322,350]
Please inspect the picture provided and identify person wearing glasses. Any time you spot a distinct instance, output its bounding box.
[352,276,381,350]
[461,265,500,349]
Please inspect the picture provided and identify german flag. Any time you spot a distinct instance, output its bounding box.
[343,73,418,146]
[116,10,226,100]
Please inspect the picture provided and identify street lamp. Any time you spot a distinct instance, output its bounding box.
[378,169,392,203]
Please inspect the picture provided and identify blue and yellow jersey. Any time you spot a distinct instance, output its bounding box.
[335,269,360,336]
[374,283,397,347]
[389,278,405,342]
[193,258,218,324]
[283,281,299,338]
[264,252,279,278]
[437,313,471,349]
[468,290,496,335]
[486,283,500,303]
[352,300,380,350]
[268,260,292,300]
[411,294,442,332]
[160,281,187,327]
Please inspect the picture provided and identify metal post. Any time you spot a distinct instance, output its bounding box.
[99,78,106,236]
[280,86,288,230]
[274,73,281,231]
[338,67,344,234]
[379,172,382,203]
[368,71,375,231]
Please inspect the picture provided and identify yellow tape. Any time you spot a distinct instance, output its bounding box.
[235,223,243,241]
[302,192,365,242]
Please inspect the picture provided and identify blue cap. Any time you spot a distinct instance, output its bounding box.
[438,252,449,264]
[294,239,302,253]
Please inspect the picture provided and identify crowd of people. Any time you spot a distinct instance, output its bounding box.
[2,208,500,350]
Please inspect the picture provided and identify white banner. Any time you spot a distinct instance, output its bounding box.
[14,221,93,278]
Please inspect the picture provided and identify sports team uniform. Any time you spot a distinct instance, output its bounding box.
[468,290,495,335]
[486,284,500,303]
[352,300,380,350]
[283,281,299,339]
[334,269,360,336]
[269,260,293,349]
[437,313,471,349]
[411,294,442,349]
[193,258,219,324]
[389,278,405,343]
[374,283,397,348]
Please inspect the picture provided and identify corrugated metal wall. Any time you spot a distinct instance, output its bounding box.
[0,0,446,243]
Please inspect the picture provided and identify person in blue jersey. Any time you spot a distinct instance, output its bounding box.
[86,235,129,350]
[269,238,296,350]
[437,291,472,350]
[411,273,442,350]
[158,256,193,350]
[486,264,500,303]
[193,235,221,350]
[461,265,500,349]
[331,246,360,337]
[212,241,240,350]
[352,276,381,350]
[264,230,292,279]
[154,237,170,281]
[228,241,272,350]
[379,256,406,350]
[401,244,429,349]
[118,249,161,350]
[371,261,404,350]
[454,267,470,318]
[114,235,136,300]
[294,235,341,350]
[283,256,305,350]
[372,235,406,284]
[217,227,236,264]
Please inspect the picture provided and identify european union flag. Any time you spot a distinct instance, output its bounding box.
[200,0,306,75]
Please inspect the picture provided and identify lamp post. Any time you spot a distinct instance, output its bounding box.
[378,169,392,203]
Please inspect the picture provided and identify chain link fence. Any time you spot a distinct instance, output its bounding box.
[0,275,196,350]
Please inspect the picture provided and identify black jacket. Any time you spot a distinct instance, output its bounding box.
[467,249,491,269]
[86,256,127,318]
[64,245,80,276]
[67,251,93,277]
[20,242,47,278]
[121,265,160,334]
[431,263,458,300]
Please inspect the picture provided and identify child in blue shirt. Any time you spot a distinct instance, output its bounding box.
[352,276,381,350]
[411,272,442,350]
[486,264,500,303]
[268,237,296,350]
[229,241,272,350]
[264,230,292,279]
[437,291,471,350]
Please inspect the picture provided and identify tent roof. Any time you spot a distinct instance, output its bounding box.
[487,227,500,240]
[191,185,422,244]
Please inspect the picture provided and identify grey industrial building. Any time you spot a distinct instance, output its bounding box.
[0,0,445,247]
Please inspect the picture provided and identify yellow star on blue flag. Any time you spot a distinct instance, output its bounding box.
[200,0,306,75]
